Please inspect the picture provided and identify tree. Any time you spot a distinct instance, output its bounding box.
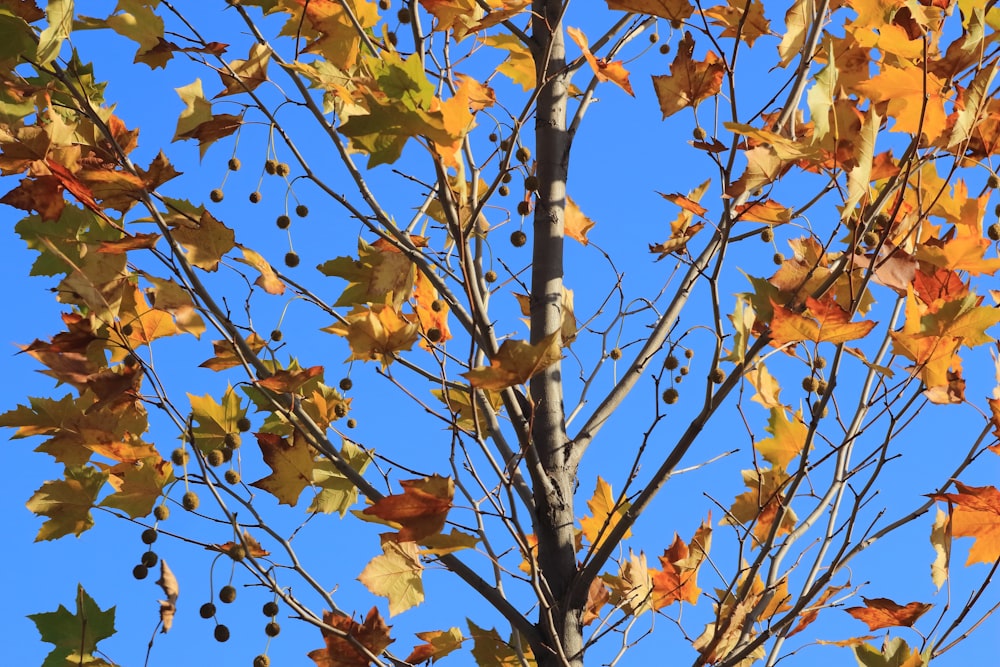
[5,0,1000,665]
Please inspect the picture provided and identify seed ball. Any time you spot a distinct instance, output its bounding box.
[649,32,659,43]
[334,402,348,418]
[659,43,671,54]
[812,403,828,419]
[237,417,252,432]
[141,528,158,545]
[801,376,819,393]
[154,504,170,521]
[862,231,879,246]
[664,355,679,370]
[275,162,290,177]
[214,624,230,642]
[264,159,278,175]
[182,491,200,511]
[228,158,241,171]
[430,299,444,312]
[397,7,411,22]
[347,418,357,428]
[989,174,1000,189]
[773,252,785,265]
[249,191,262,204]
[500,138,512,152]
[295,204,309,217]
[670,19,682,29]
[761,227,774,242]
[387,31,397,46]
[994,203,1000,217]
[501,172,513,183]
[210,189,224,203]
[379,0,389,8]
[285,251,300,267]
[813,357,827,370]
[989,223,1000,241]
[516,200,531,216]
[121,323,133,336]
[229,545,246,561]
[679,366,689,376]
[224,469,241,485]
[276,214,291,229]
[207,449,225,467]
[709,368,726,384]
[484,270,498,283]
[609,347,622,360]
[662,388,679,404]
[524,175,539,191]
[254,656,271,667]
[171,448,189,466]
[270,329,283,342]
[692,127,707,141]
[339,378,353,391]
[488,132,498,143]
[141,551,159,568]
[684,348,694,359]
[265,621,281,637]
[220,585,237,604]
[515,146,531,163]
[262,601,280,617]
[224,432,241,449]
[133,564,149,580]
[816,380,828,394]
[498,185,510,197]
[511,230,527,246]
[426,327,442,342]
[200,602,216,618]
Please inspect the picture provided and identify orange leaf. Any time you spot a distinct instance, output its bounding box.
[651,517,711,607]
[855,66,949,140]
[565,196,595,245]
[580,476,632,551]
[462,331,562,390]
[323,302,420,367]
[770,296,877,345]
[733,200,792,224]
[567,27,635,97]
[652,32,724,118]
[846,597,932,631]
[660,191,708,217]
[308,608,393,667]
[235,246,286,295]
[931,481,1000,565]
[606,0,694,21]
[256,365,323,393]
[363,475,454,542]
[250,431,316,506]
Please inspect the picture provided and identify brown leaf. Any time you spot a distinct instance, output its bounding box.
[308,608,393,667]
[363,475,453,542]
[846,597,932,631]
[156,560,179,633]
[462,331,563,390]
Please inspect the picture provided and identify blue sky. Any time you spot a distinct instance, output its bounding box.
[4,2,1000,666]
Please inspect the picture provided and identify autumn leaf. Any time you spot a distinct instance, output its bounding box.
[855,66,949,141]
[770,296,877,345]
[405,627,464,664]
[188,387,246,453]
[156,560,179,633]
[432,385,504,433]
[930,508,951,590]
[754,408,809,470]
[26,465,108,541]
[462,331,562,390]
[169,209,235,272]
[602,550,654,616]
[702,0,770,46]
[363,475,454,542]
[308,608,393,667]
[580,476,632,551]
[319,238,416,309]
[651,518,711,607]
[931,481,1000,565]
[236,245,285,295]
[583,578,610,626]
[468,620,535,666]
[100,456,173,518]
[606,0,694,22]
[358,539,424,616]
[565,196,595,245]
[746,363,783,409]
[216,43,271,97]
[173,79,243,156]
[726,467,798,544]
[853,637,931,667]
[480,33,535,90]
[567,27,634,96]
[199,333,267,371]
[324,302,420,367]
[846,597,932,631]
[29,585,116,666]
[250,431,316,506]
[309,440,372,516]
[652,32,724,119]
[256,365,324,394]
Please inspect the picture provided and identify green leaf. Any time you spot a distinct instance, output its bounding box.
[25,465,108,541]
[37,0,73,67]
[29,584,116,667]
[188,386,245,453]
[308,439,372,515]
[0,10,38,65]
[100,456,174,518]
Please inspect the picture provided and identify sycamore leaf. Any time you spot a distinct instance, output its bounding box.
[103,0,171,69]
[216,43,271,97]
[480,33,535,90]
[37,0,72,66]
[747,363,783,409]
[100,456,173,518]
[210,531,271,559]
[414,269,451,349]
[606,0,694,21]
[602,550,654,616]
[567,27,634,96]
[853,637,931,667]
[364,475,454,542]
[580,476,632,551]
[418,528,480,555]
[930,508,951,590]
[565,196,595,245]
[725,467,798,544]
[236,246,285,295]
[308,608,393,667]
[462,331,562,390]
[172,79,213,141]
[29,584,116,666]
[188,387,246,453]
[931,481,1000,565]
[199,333,266,371]
[652,32,724,119]
[846,597,932,631]
[26,465,108,541]
[250,431,316,506]
[156,560,178,633]
[468,620,535,667]
[733,200,792,224]
[324,302,420,367]
[431,385,504,433]
[754,408,809,470]
[702,0,770,46]
[651,517,711,607]
[256,365,324,394]
[855,66,949,140]
[309,440,372,516]
[583,578,610,626]
[359,539,424,616]
[319,238,416,309]
[770,296,877,345]
[169,209,235,271]
[406,627,464,664]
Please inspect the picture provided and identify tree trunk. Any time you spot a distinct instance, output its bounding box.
[530,2,582,665]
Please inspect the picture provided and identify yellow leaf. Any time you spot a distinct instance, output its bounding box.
[652,32,724,118]
[235,245,285,295]
[580,476,632,551]
[746,363,782,410]
[358,539,424,616]
[754,408,809,470]
[323,302,420,367]
[565,196,595,245]
[567,27,634,96]
[462,331,562,389]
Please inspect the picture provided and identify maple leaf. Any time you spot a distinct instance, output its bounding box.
[931,481,1000,565]
[846,597,932,631]
[144,276,206,337]
[770,296,877,345]
[702,0,770,46]
[319,238,416,308]
[726,467,798,544]
[169,209,235,271]
[583,578,611,626]
[431,385,504,433]
[606,0,694,21]
[746,363,783,409]
[210,531,271,559]
[651,517,711,607]
[236,246,286,295]
[565,196,595,244]
[652,32,724,119]
[417,528,480,555]
[100,456,174,518]
[567,27,634,97]
[250,431,316,506]
[855,66,949,140]
[256,365,324,393]
[29,585,116,666]
[580,476,632,551]
[733,200,792,224]
[358,539,424,616]
[216,43,271,97]
[308,608,393,667]
[468,620,535,666]
[363,475,454,542]
[419,0,481,38]
[323,302,420,367]
[188,387,246,453]
[853,637,931,667]
[602,550,655,616]
[754,408,809,470]
[481,33,535,90]
[405,627,464,664]
[308,440,372,516]
[414,269,452,349]
[462,331,562,390]
[26,465,109,541]
[171,79,242,156]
